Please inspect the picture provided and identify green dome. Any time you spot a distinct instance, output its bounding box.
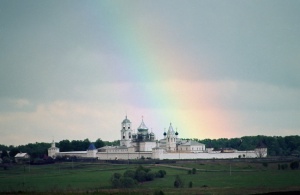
[122,116,131,124]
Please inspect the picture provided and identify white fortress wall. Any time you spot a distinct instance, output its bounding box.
[56,151,87,158]
[97,152,152,160]
[155,151,259,160]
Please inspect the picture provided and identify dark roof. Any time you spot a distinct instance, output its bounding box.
[122,116,131,124]
[138,120,148,130]
[87,143,97,150]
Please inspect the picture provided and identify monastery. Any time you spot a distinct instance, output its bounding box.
[48,116,267,160]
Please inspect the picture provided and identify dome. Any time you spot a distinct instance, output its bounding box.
[175,131,178,136]
[87,143,96,150]
[138,119,148,130]
[122,116,131,124]
[163,132,167,136]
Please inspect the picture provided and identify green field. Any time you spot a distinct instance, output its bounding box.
[1,160,300,194]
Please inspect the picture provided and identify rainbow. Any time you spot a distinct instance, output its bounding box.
[79,2,235,140]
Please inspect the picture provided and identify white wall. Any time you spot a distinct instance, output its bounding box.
[97,152,152,160]
[56,152,87,158]
[153,150,259,160]
[139,142,156,152]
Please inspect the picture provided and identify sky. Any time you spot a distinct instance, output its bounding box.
[0,0,300,146]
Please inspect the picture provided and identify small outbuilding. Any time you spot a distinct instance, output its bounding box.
[15,152,30,163]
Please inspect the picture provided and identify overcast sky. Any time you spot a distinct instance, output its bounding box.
[1,0,299,146]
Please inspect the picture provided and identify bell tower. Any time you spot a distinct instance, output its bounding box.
[166,123,176,152]
[120,116,132,147]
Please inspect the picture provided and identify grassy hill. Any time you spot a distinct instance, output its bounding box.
[1,159,300,194]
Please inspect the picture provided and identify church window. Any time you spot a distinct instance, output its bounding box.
[128,126,130,129]
[123,126,125,129]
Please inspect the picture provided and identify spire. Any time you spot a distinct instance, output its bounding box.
[167,122,175,135]
[138,116,148,130]
[51,139,55,148]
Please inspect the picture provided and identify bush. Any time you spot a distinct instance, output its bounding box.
[290,161,299,170]
[111,178,122,188]
[187,170,192,174]
[146,172,155,181]
[174,175,184,188]
[156,170,166,178]
[189,181,193,188]
[123,170,135,179]
[192,168,197,174]
[280,164,288,170]
[112,172,122,180]
[262,162,268,167]
[136,165,150,173]
[111,166,167,188]
[136,170,147,182]
[154,190,164,195]
[121,177,135,188]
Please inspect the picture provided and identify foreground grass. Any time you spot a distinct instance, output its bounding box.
[0,161,300,194]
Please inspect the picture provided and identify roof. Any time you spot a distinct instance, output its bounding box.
[167,123,175,135]
[138,119,148,130]
[180,140,205,146]
[59,151,87,154]
[122,116,131,124]
[15,153,29,158]
[87,143,97,150]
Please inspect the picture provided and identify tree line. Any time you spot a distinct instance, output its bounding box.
[0,138,120,160]
[1,135,300,160]
[194,135,300,156]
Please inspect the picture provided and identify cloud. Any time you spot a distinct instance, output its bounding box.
[2,79,299,146]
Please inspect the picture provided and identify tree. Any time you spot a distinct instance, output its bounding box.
[156,170,166,178]
[9,148,20,158]
[123,170,135,179]
[135,170,147,182]
[146,172,155,181]
[174,175,184,188]
[120,177,135,188]
[290,161,299,170]
[112,172,122,180]
[111,178,122,188]
[94,138,105,148]
[58,140,73,152]
[192,168,197,174]
[255,147,267,158]
[1,150,9,159]
[2,156,11,164]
